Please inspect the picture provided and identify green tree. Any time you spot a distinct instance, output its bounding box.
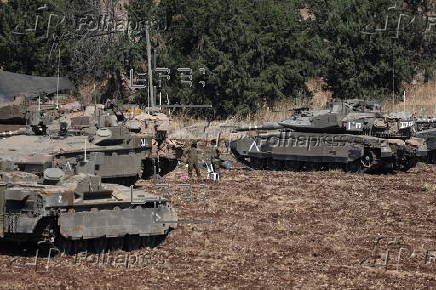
[128,0,324,118]
[0,0,136,100]
[307,0,436,100]
[0,0,65,75]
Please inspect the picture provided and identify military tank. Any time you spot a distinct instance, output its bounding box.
[0,104,162,185]
[416,116,436,131]
[230,99,427,173]
[0,122,152,185]
[0,101,185,184]
[0,162,177,254]
[414,117,436,164]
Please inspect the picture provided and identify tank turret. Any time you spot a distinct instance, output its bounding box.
[278,99,385,133]
[230,99,426,173]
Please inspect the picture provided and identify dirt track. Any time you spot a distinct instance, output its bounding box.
[0,165,435,289]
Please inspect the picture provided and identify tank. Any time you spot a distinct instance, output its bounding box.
[0,167,177,254]
[66,103,184,178]
[416,116,436,131]
[415,129,436,163]
[230,99,427,173]
[412,117,436,164]
[0,110,153,185]
[0,103,187,183]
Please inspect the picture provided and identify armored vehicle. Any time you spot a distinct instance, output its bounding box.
[0,128,152,185]
[230,99,427,173]
[0,101,183,183]
[416,116,436,131]
[0,166,177,254]
[413,117,436,163]
[0,104,177,184]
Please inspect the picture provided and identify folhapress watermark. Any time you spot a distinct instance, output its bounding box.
[358,236,436,271]
[10,249,167,272]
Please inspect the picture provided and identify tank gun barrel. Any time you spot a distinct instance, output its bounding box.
[416,117,436,123]
[272,105,310,113]
[233,122,284,132]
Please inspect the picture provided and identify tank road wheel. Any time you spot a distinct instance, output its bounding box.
[284,161,301,171]
[141,236,158,248]
[400,158,417,172]
[109,237,124,251]
[267,159,283,171]
[56,236,74,255]
[143,234,167,248]
[73,239,88,254]
[125,235,141,251]
[35,219,59,256]
[91,238,108,254]
[429,151,436,164]
[141,236,153,248]
[360,150,377,173]
[317,163,330,171]
[250,157,265,170]
[300,162,317,172]
[62,239,74,255]
[328,162,341,172]
[345,160,363,173]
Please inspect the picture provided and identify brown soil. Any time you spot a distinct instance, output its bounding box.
[1,165,435,289]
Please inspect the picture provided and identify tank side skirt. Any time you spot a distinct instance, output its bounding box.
[58,206,175,240]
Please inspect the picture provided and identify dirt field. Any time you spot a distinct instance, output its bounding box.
[0,165,435,289]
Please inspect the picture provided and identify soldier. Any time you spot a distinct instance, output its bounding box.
[186,141,201,178]
[210,139,223,174]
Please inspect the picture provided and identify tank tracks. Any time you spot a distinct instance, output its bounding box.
[231,136,419,174]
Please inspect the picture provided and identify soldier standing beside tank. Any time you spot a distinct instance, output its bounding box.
[210,139,223,175]
[186,141,201,178]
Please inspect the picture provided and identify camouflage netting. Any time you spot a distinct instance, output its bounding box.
[0,71,74,101]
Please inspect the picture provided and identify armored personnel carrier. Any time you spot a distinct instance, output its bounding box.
[230,99,427,173]
[0,163,177,254]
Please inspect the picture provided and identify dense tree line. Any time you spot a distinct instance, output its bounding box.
[307,0,436,100]
[0,0,435,117]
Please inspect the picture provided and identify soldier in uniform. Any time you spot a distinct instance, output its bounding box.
[210,139,223,174]
[186,141,201,178]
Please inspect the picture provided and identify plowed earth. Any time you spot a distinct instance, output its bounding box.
[0,165,435,289]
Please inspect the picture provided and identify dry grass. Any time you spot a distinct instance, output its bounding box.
[169,79,436,140]
[240,78,332,123]
[423,182,436,193]
[384,82,436,115]
[78,80,107,106]
[167,116,207,131]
